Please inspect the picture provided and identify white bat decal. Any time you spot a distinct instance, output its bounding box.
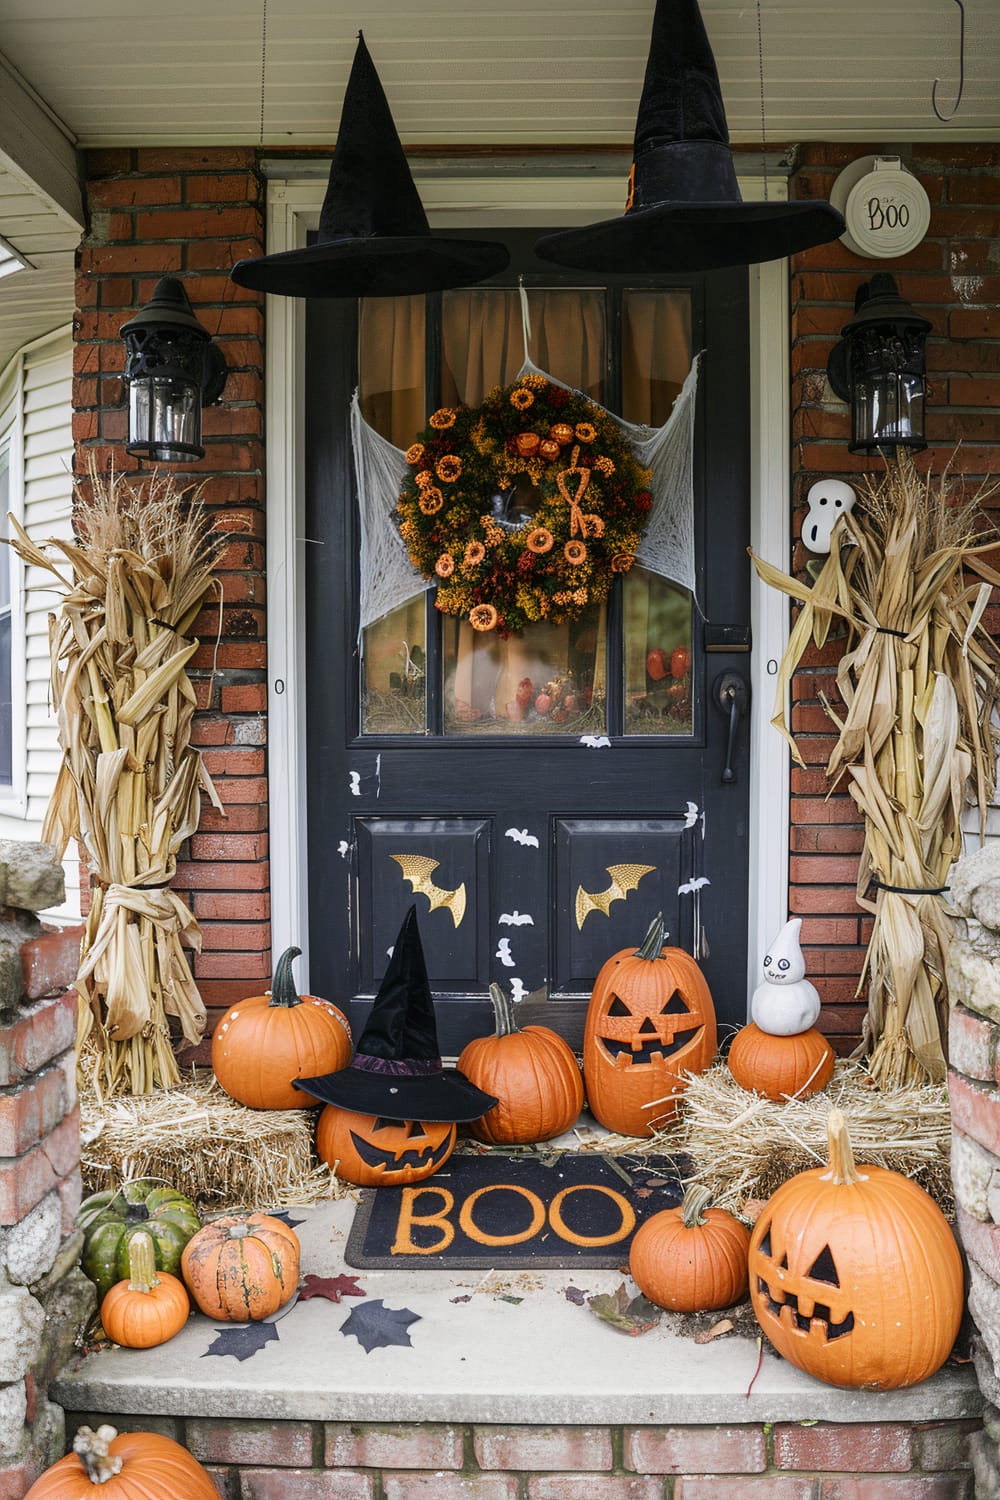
[348,771,361,796]
[509,977,528,1002]
[580,735,611,748]
[499,911,534,927]
[337,840,350,859]
[684,801,699,828]
[678,876,711,895]
[505,827,540,848]
[495,938,516,968]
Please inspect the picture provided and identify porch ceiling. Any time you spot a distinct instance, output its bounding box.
[0,0,996,376]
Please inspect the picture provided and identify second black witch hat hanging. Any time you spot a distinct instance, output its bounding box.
[231,33,509,298]
[534,0,844,274]
[294,906,497,1122]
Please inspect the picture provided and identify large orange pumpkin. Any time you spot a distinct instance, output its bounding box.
[749,1108,964,1390]
[316,1105,456,1187]
[728,1022,835,1101]
[212,946,352,1110]
[458,983,583,1144]
[24,1426,218,1500]
[181,1213,300,1322]
[583,914,717,1137]
[629,1184,750,1312]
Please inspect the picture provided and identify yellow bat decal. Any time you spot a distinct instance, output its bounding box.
[390,854,467,928]
[575,863,656,929]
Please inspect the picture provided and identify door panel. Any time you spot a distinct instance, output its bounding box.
[304,230,750,1054]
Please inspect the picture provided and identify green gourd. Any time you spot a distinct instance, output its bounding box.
[79,1179,201,1302]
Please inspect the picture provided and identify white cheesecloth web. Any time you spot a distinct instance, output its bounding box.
[351,283,700,642]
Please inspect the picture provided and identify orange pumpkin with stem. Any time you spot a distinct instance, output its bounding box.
[212,946,352,1109]
[181,1213,300,1322]
[749,1107,964,1389]
[728,1022,835,1101]
[458,983,583,1144]
[583,914,717,1137]
[100,1230,190,1349]
[630,1184,750,1312]
[24,1426,219,1500]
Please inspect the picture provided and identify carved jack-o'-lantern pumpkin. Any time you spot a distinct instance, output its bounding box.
[316,1105,457,1188]
[749,1108,964,1390]
[583,914,717,1137]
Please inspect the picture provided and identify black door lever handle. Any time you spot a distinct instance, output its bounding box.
[712,671,750,784]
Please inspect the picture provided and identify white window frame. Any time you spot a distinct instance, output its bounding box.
[263,166,790,1011]
[0,362,28,815]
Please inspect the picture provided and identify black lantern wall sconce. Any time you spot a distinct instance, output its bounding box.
[120,278,228,463]
[826,272,931,457]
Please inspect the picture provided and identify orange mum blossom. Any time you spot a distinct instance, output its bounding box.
[526,528,555,554]
[470,603,499,632]
[510,387,534,411]
[429,408,457,429]
[594,455,616,476]
[419,491,444,515]
[564,540,588,566]
[415,470,434,489]
[435,553,455,578]
[574,422,597,443]
[436,455,462,482]
[464,541,486,567]
[611,553,635,573]
[405,443,425,464]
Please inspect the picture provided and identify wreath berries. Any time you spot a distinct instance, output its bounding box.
[398,375,653,636]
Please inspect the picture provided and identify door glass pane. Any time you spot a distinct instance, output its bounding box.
[443,607,606,736]
[361,598,427,734]
[621,290,692,424]
[623,567,693,736]
[442,288,606,406]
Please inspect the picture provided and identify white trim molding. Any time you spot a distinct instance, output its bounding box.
[265,169,791,1002]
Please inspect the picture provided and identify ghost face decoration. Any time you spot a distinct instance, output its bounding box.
[316,1105,456,1188]
[583,916,717,1137]
[802,479,856,553]
[748,1113,964,1390]
[752,917,821,1035]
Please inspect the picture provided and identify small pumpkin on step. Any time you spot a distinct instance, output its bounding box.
[181,1212,301,1322]
[100,1230,190,1349]
[458,983,583,1144]
[629,1183,751,1312]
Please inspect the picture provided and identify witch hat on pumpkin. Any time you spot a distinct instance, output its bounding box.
[294,906,497,1121]
[230,33,509,298]
[534,0,843,274]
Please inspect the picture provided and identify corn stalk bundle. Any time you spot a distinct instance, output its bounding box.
[7,462,227,1097]
[752,456,1000,1089]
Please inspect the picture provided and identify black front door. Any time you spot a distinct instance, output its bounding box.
[304,231,751,1054]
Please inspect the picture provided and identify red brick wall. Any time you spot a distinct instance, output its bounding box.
[787,142,1000,1054]
[58,1413,979,1498]
[74,148,270,1051]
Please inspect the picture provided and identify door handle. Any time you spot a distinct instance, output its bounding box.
[712,671,750,784]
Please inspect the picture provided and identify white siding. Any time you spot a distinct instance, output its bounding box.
[0,326,80,918]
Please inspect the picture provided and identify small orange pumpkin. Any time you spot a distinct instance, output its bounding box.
[583,914,717,1137]
[749,1108,964,1390]
[100,1231,190,1349]
[458,983,583,1144]
[728,1022,835,1101]
[24,1426,219,1500]
[181,1213,300,1322]
[212,946,352,1110]
[630,1184,751,1312]
[316,1106,456,1187]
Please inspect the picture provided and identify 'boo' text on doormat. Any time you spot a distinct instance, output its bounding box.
[345,1150,686,1269]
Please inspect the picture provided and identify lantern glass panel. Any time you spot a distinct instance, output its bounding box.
[128,376,203,463]
[852,370,924,452]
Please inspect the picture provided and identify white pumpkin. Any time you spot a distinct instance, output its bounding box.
[751,918,821,1036]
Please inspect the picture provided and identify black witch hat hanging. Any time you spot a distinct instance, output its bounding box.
[294,906,497,1122]
[231,33,509,298]
[534,0,844,274]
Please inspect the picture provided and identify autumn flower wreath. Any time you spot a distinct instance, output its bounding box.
[397,374,653,636]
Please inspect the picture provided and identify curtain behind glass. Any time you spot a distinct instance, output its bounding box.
[442,288,606,408]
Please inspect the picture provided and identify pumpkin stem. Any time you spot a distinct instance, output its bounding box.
[73,1424,123,1484]
[269,947,303,1008]
[126,1230,159,1294]
[635,913,665,961]
[826,1107,860,1186]
[679,1183,714,1228]
[488,982,519,1038]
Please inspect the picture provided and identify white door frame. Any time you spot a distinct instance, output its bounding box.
[263,167,790,1011]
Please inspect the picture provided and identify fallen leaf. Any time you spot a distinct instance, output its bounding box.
[299,1274,366,1304]
[450,1294,472,1304]
[341,1300,420,1353]
[694,1317,734,1344]
[563,1286,587,1305]
[587,1283,662,1337]
[740,1198,768,1224]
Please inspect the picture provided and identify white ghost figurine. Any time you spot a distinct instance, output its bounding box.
[751,918,821,1036]
[802,479,857,553]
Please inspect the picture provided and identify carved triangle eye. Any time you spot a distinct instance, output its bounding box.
[806,1245,840,1286]
[371,1117,396,1132]
[660,989,689,1015]
[607,996,631,1016]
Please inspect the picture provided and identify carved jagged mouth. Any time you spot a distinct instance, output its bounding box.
[350,1131,454,1173]
[757,1277,855,1341]
[601,1029,701,1064]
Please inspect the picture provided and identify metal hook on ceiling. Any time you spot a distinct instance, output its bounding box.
[931,0,965,122]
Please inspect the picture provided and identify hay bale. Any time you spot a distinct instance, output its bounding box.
[666,1060,953,1221]
[80,1070,356,1210]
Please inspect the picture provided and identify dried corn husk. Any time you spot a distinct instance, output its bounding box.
[751,456,1000,1088]
[7,461,227,1097]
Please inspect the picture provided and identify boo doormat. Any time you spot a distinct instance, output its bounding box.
[345,1151,686,1269]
